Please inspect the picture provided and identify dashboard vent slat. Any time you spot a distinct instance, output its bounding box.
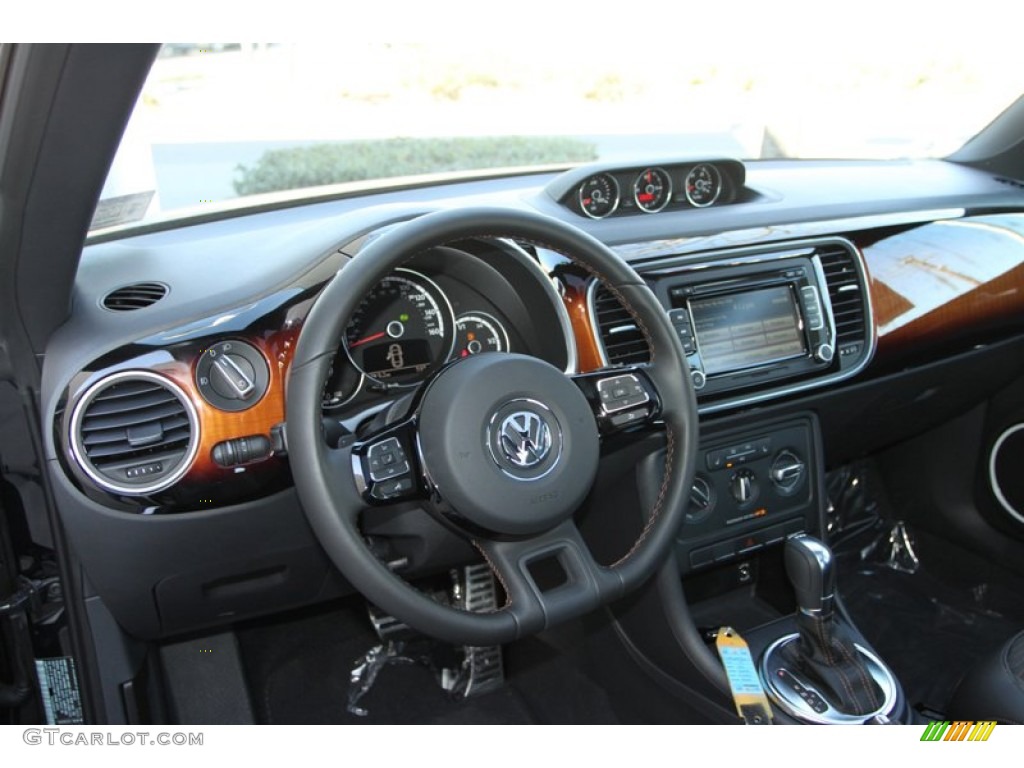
[102,282,168,312]
[817,244,869,348]
[70,373,197,495]
[593,285,651,364]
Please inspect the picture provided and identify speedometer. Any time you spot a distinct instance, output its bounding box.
[344,269,455,385]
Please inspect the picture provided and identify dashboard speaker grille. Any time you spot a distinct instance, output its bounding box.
[70,372,198,495]
[102,282,168,311]
[592,284,651,364]
[817,244,868,347]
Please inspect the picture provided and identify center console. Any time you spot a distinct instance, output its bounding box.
[631,411,908,724]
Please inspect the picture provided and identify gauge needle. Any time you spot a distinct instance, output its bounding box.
[350,331,386,348]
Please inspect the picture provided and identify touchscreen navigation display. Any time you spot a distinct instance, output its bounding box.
[690,286,807,376]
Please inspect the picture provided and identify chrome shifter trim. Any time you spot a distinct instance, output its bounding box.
[759,633,898,725]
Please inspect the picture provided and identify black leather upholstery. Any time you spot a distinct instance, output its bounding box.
[949,629,1024,724]
[781,612,886,716]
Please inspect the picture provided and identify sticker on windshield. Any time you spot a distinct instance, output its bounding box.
[90,190,155,231]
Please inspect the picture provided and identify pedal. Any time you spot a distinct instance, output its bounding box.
[366,603,417,642]
[443,562,505,698]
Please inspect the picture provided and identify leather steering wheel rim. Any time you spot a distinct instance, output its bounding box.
[286,207,698,646]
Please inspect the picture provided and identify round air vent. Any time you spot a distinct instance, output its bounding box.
[69,371,199,495]
[101,282,168,311]
[990,424,1024,525]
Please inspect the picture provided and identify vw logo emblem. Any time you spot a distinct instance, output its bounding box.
[487,399,562,481]
[499,410,551,468]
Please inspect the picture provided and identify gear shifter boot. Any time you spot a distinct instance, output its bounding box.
[780,612,885,716]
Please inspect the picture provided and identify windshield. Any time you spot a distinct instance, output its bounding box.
[93,36,1024,233]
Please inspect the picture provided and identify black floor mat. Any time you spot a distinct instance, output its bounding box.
[829,463,1024,713]
[237,600,632,724]
[236,598,715,724]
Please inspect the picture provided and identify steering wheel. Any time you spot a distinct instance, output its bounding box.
[286,207,698,646]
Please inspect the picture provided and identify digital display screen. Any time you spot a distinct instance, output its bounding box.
[690,286,806,376]
[360,339,433,379]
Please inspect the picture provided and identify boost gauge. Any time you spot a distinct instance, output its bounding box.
[685,163,723,208]
[633,167,672,213]
[577,173,620,219]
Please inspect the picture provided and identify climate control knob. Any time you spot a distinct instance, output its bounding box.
[729,468,758,505]
[770,449,806,495]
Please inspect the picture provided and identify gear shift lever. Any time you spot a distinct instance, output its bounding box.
[758,534,894,722]
[784,535,834,618]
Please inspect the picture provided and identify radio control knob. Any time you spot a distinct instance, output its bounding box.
[691,369,707,390]
[729,468,757,505]
[815,343,834,363]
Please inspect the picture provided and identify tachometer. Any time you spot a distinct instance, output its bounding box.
[577,173,620,219]
[684,163,723,208]
[344,269,454,385]
[633,167,672,213]
[454,312,510,358]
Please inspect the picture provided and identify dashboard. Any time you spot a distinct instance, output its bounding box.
[40,156,1024,638]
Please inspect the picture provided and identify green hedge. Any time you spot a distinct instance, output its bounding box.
[233,136,597,196]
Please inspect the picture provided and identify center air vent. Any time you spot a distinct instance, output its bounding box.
[69,371,199,495]
[102,282,168,311]
[816,243,869,348]
[591,283,651,364]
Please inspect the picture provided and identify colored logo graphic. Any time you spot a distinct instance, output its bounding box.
[920,721,996,742]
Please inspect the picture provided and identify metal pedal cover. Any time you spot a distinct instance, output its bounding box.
[444,562,505,698]
[366,603,417,642]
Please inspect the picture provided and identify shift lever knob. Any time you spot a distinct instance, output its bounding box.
[785,535,835,618]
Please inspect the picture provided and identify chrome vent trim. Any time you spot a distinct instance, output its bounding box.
[817,244,868,347]
[69,371,199,495]
[101,282,168,311]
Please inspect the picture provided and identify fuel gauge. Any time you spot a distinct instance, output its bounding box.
[454,312,510,358]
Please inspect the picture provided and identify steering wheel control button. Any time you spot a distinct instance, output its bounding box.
[370,476,415,501]
[609,407,649,428]
[195,340,270,412]
[367,437,410,482]
[596,374,650,414]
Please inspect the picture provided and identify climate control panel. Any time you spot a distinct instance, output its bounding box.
[677,415,820,573]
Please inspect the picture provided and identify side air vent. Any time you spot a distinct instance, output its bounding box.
[817,244,869,348]
[102,282,168,311]
[69,371,199,495]
[592,284,651,364]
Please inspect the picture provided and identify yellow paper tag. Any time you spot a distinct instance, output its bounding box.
[715,626,773,725]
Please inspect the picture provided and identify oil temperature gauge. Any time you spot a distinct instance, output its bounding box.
[453,312,510,358]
